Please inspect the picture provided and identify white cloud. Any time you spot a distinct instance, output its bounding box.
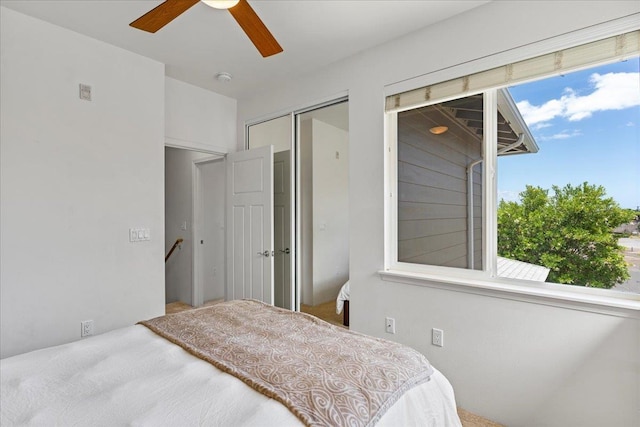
[516,72,640,127]
[533,122,553,131]
[516,98,565,126]
[538,129,583,141]
[627,121,636,127]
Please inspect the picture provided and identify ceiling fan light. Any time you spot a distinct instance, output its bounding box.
[201,0,240,9]
[429,126,449,135]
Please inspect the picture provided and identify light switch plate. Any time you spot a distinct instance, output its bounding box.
[79,84,92,101]
[129,228,150,242]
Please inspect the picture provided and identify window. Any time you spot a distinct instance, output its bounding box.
[497,59,639,293]
[385,30,640,297]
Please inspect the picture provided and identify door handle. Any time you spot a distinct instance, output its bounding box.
[279,248,290,254]
[257,250,270,257]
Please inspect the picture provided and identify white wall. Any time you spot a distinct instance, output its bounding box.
[0,7,165,358]
[248,115,291,153]
[165,77,237,154]
[311,119,349,304]
[236,2,640,426]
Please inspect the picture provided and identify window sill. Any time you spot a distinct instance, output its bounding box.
[378,269,640,318]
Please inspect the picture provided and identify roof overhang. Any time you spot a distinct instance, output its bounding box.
[497,88,538,155]
[432,89,538,156]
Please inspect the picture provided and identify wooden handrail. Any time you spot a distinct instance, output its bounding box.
[165,238,184,263]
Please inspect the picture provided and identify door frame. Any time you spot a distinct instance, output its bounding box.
[192,153,226,307]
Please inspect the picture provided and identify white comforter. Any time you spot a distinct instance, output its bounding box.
[1,325,462,427]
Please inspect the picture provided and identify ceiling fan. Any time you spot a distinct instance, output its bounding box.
[130,0,283,58]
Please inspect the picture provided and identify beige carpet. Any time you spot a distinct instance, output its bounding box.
[300,299,345,328]
[458,408,504,427]
[165,299,502,426]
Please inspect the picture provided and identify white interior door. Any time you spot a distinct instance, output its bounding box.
[273,151,292,309]
[226,146,274,304]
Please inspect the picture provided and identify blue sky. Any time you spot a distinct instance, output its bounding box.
[499,56,640,209]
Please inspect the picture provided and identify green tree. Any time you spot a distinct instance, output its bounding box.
[498,183,633,289]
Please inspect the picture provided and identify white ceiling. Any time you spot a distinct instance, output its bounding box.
[1,0,489,100]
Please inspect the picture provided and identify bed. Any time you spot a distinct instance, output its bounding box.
[1,299,462,426]
[336,281,350,326]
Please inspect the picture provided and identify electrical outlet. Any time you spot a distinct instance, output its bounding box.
[432,328,444,347]
[385,317,396,334]
[81,320,94,337]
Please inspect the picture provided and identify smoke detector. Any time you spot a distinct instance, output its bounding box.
[215,72,233,82]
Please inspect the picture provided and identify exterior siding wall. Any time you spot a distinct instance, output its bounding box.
[397,106,483,269]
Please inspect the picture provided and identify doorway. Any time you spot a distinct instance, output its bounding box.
[164,147,225,312]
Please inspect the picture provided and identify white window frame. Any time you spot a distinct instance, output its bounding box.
[382,22,640,315]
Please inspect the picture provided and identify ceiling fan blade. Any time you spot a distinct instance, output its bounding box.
[130,0,199,33]
[228,0,283,57]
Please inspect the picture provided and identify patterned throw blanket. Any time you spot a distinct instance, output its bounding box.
[140,300,433,427]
